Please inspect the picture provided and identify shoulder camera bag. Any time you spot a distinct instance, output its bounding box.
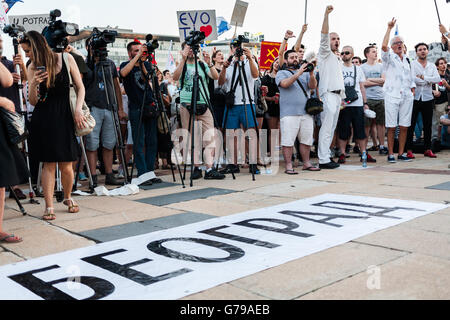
[287,70,323,116]
[344,65,359,104]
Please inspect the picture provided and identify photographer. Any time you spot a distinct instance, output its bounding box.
[277,50,319,174]
[172,42,225,180]
[218,38,260,175]
[83,35,126,187]
[119,41,161,184]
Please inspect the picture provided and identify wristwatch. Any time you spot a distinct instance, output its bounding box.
[209,64,214,68]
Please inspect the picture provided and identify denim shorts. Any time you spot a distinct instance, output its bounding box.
[222,104,258,129]
[86,106,117,151]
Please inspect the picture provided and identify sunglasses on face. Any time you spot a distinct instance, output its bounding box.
[369,43,376,46]
[341,51,351,56]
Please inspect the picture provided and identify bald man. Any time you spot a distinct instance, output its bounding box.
[317,5,346,169]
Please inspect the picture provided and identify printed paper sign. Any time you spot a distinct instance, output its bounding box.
[177,10,218,43]
[259,41,282,70]
[9,14,50,33]
[230,0,248,27]
[0,194,446,300]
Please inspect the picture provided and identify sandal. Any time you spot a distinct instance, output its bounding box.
[0,233,22,243]
[63,199,80,213]
[303,166,321,172]
[42,208,56,221]
[285,169,299,175]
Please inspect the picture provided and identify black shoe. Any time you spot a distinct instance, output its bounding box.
[249,164,261,175]
[346,144,352,154]
[192,168,203,180]
[220,164,240,174]
[379,147,389,155]
[353,146,361,154]
[9,188,26,200]
[205,169,226,180]
[105,173,123,186]
[151,178,163,184]
[319,161,340,169]
[91,175,98,188]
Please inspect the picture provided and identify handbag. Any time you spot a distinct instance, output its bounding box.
[0,108,28,145]
[287,70,324,116]
[63,53,96,137]
[344,65,359,104]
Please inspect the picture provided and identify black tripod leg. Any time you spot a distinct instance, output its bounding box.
[8,187,27,216]
[183,113,192,181]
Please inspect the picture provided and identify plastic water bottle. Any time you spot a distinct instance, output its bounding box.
[362,151,367,168]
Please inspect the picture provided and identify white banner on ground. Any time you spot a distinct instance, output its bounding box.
[177,10,218,43]
[0,194,446,300]
[8,14,50,33]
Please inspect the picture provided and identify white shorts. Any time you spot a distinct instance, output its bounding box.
[385,93,414,128]
[281,115,314,147]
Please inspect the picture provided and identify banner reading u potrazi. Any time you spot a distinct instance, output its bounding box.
[0,194,446,300]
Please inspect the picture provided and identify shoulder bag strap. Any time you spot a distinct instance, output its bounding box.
[352,65,357,88]
[229,62,240,94]
[62,53,73,86]
[286,70,309,99]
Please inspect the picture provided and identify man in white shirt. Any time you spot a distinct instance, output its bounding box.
[317,5,346,170]
[381,18,416,163]
[406,43,442,159]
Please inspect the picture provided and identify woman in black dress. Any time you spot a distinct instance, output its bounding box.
[0,63,28,243]
[20,31,86,221]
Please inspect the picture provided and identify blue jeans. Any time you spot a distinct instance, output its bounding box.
[414,113,423,140]
[129,107,158,176]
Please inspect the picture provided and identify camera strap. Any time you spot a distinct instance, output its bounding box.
[286,70,309,99]
[229,61,241,95]
[352,65,357,88]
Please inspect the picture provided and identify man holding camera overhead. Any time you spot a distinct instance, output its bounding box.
[120,41,161,184]
[218,37,260,175]
[172,40,225,181]
[276,49,319,174]
[84,33,126,187]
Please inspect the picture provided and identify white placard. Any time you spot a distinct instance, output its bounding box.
[177,10,218,43]
[230,0,248,28]
[0,5,9,30]
[0,194,446,300]
[8,14,50,33]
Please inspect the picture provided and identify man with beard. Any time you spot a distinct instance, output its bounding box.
[381,18,416,163]
[276,50,319,174]
[317,5,346,169]
[406,43,441,159]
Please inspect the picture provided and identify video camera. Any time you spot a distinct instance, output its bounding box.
[88,28,117,59]
[144,34,159,54]
[2,24,25,38]
[185,30,205,49]
[280,60,315,73]
[231,35,249,57]
[42,9,80,52]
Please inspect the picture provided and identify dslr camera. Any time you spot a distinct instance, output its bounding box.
[231,35,249,57]
[280,60,315,73]
[42,9,80,52]
[89,27,118,59]
[144,34,159,54]
[185,30,206,49]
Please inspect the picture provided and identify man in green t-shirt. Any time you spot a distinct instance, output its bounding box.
[173,42,225,180]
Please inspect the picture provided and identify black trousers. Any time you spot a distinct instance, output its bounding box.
[406,99,434,151]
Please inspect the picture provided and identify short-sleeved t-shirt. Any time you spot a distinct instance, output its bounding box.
[84,59,118,110]
[361,63,384,101]
[342,65,366,107]
[0,57,21,113]
[120,61,154,110]
[180,61,210,105]
[275,70,311,118]
[224,59,256,105]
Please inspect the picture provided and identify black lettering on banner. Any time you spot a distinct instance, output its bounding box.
[147,238,245,263]
[199,225,280,249]
[279,211,367,228]
[82,249,192,286]
[312,202,425,220]
[8,265,115,300]
[234,219,313,238]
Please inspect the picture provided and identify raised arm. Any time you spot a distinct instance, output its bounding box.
[321,6,333,34]
[382,18,396,53]
[294,24,308,52]
[279,30,295,67]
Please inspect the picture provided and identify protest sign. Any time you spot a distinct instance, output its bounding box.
[9,14,50,33]
[230,0,248,27]
[259,41,282,70]
[177,10,218,43]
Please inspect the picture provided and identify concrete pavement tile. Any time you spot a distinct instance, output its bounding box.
[208,192,295,207]
[0,225,95,259]
[246,180,331,197]
[53,206,183,233]
[401,213,450,234]
[0,251,24,266]
[166,199,256,217]
[355,225,450,260]
[74,196,151,214]
[136,188,237,206]
[229,242,407,300]
[182,283,269,300]
[298,253,450,300]
[1,215,47,232]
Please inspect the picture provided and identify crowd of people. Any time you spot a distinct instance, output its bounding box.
[0,5,450,243]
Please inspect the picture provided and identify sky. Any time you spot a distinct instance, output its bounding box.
[1,0,449,58]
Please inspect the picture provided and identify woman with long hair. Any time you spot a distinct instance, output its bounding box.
[20,31,86,220]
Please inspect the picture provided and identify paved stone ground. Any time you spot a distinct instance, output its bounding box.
[2,149,450,300]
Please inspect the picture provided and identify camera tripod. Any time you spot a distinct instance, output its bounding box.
[180,44,230,187]
[9,32,40,205]
[130,53,184,187]
[223,53,261,182]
